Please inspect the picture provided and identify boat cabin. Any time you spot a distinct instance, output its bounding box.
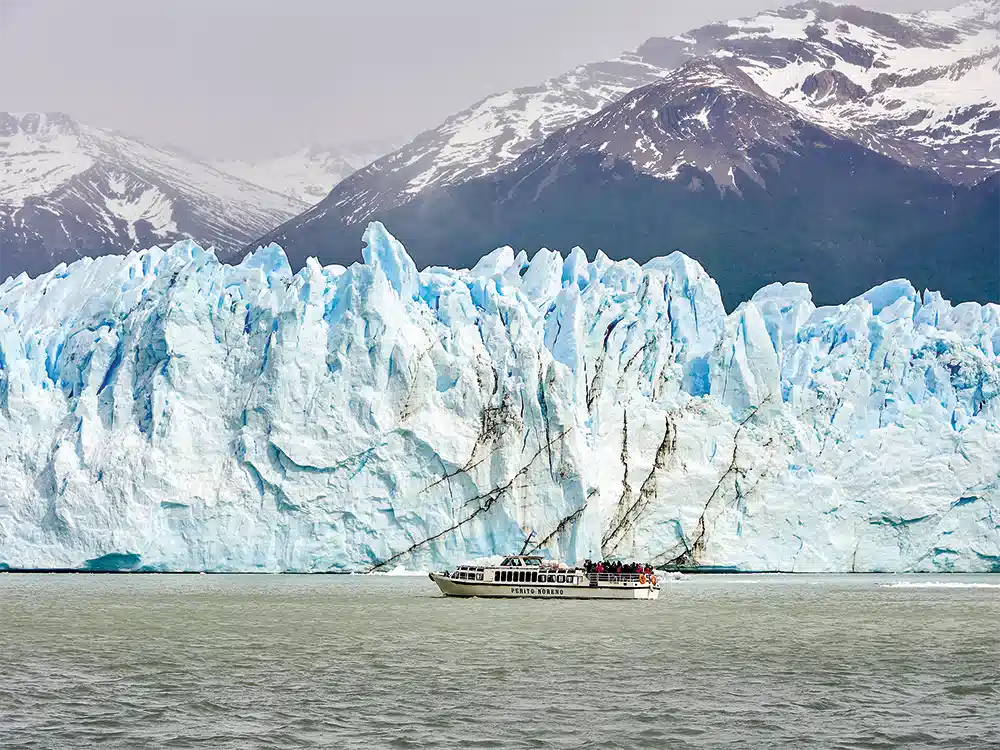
[447,555,583,584]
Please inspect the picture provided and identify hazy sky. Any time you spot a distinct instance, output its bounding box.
[0,0,964,160]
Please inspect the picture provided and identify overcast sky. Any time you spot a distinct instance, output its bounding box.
[0,0,964,160]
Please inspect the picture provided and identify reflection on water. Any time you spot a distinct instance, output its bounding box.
[1,573,997,749]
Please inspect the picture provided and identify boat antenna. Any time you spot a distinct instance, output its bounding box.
[518,529,536,555]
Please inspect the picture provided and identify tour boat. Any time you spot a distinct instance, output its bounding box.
[428,555,660,600]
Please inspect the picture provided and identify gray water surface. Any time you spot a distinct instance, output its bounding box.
[1,574,998,749]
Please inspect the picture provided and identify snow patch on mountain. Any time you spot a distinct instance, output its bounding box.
[0,113,94,206]
[102,175,178,242]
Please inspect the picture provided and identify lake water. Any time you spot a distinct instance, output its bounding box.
[1,573,998,749]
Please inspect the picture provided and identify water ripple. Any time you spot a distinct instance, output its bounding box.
[1,573,997,748]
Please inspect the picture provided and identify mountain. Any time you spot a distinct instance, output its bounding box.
[640,0,1000,183]
[258,0,1000,301]
[0,112,306,279]
[213,140,398,205]
[1,225,997,572]
[255,58,1000,307]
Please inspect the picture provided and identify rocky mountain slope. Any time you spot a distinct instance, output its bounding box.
[0,112,306,279]
[256,0,1000,301]
[255,58,1000,306]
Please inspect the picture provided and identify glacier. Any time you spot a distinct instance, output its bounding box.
[1,222,998,573]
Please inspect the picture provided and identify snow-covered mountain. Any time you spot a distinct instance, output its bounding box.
[513,58,826,191]
[213,140,397,205]
[263,0,999,247]
[643,0,1000,183]
[1,224,997,572]
[255,56,999,307]
[0,112,306,279]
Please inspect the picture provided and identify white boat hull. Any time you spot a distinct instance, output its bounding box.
[429,572,659,600]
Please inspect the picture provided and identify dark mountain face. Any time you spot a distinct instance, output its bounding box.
[258,61,999,309]
[260,145,999,310]
[264,0,997,252]
[252,2,999,308]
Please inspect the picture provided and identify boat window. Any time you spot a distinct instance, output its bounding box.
[476,573,483,581]
[529,572,536,583]
[557,574,565,583]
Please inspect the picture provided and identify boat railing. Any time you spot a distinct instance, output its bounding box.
[587,572,656,583]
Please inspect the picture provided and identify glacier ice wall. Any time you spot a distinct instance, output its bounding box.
[1,223,998,572]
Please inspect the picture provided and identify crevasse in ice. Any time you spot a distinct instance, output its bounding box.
[1,223,998,572]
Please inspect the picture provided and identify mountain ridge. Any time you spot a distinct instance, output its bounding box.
[261,2,1000,308]
[0,112,306,279]
[261,0,999,256]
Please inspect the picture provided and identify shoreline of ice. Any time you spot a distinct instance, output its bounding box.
[1,223,998,572]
